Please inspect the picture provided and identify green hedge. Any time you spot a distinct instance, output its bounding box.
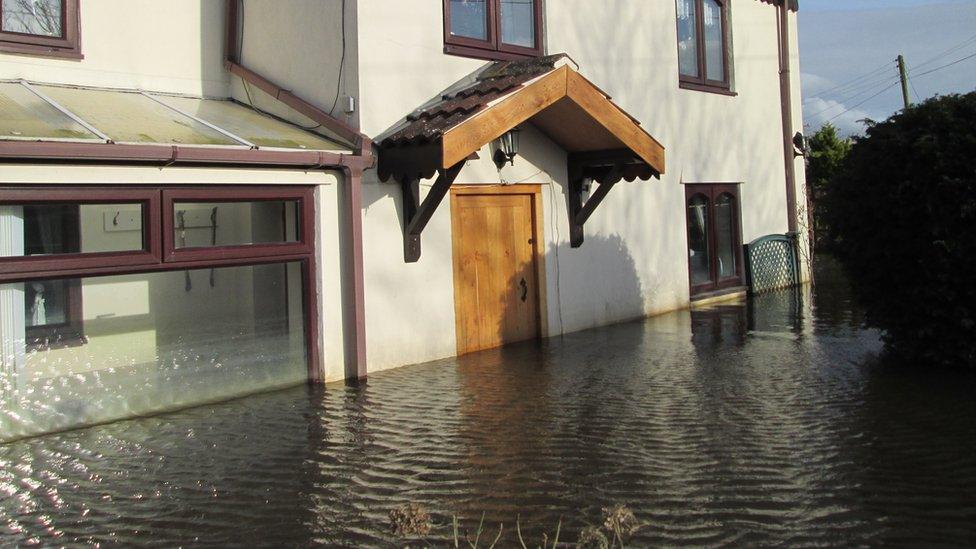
[823,91,976,369]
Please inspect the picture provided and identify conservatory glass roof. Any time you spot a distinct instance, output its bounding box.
[0,80,349,152]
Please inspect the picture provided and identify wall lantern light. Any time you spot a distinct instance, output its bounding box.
[792,131,809,158]
[494,128,521,167]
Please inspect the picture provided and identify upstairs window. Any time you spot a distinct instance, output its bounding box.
[676,0,730,93]
[0,0,81,59]
[444,0,543,61]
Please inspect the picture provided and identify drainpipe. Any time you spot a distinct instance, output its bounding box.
[777,1,798,234]
[339,160,368,380]
[225,0,371,380]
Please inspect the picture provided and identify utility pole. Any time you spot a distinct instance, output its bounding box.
[897,54,912,109]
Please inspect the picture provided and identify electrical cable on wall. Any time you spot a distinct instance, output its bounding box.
[545,175,566,337]
[235,1,322,131]
[329,0,346,116]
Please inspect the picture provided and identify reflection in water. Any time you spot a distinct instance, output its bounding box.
[2,258,975,545]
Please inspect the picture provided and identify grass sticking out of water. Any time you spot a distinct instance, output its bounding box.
[391,503,644,548]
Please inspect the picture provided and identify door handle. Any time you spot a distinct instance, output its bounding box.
[519,278,528,302]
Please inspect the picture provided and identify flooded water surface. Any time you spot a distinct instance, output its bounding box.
[2,260,975,546]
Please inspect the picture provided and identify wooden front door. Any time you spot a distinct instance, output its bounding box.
[451,186,544,355]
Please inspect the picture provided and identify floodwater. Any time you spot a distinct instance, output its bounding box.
[2,259,975,546]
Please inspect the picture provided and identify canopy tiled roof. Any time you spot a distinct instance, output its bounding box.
[381,54,670,261]
[381,54,566,149]
[758,0,799,10]
[378,54,665,184]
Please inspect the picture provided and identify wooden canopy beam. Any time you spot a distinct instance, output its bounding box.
[401,162,464,262]
[440,66,666,175]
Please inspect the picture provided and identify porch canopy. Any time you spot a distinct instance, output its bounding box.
[0,80,354,168]
[377,54,666,261]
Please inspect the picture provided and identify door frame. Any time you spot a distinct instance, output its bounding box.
[449,184,548,354]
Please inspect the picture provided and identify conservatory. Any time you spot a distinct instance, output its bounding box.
[0,79,363,441]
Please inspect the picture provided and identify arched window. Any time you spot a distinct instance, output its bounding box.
[675,0,731,93]
[685,185,742,295]
[714,193,738,280]
[687,194,712,286]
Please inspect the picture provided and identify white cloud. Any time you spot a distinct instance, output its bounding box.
[802,96,873,137]
[800,72,837,97]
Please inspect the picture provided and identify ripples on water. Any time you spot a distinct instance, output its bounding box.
[1,259,975,546]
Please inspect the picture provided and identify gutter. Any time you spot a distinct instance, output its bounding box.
[0,140,354,168]
[225,0,370,380]
[777,2,799,233]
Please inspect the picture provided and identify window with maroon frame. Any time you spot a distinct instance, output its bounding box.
[0,0,81,59]
[444,0,544,61]
[22,204,84,349]
[676,0,731,93]
[0,186,319,379]
[685,184,743,295]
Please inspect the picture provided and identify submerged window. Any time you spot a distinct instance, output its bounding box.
[0,263,307,441]
[685,184,742,295]
[676,0,731,93]
[0,0,81,59]
[444,0,543,60]
[0,186,317,441]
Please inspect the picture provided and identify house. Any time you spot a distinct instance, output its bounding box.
[0,0,806,440]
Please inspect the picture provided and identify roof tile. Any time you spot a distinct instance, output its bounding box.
[381,54,567,148]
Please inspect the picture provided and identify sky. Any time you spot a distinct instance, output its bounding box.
[798,0,976,136]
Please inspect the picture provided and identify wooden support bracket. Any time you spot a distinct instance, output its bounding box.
[401,162,464,262]
[568,161,623,248]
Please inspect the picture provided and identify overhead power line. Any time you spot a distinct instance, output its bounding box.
[910,33,976,71]
[802,61,893,104]
[907,68,922,102]
[825,81,901,124]
[804,75,900,119]
[912,51,976,79]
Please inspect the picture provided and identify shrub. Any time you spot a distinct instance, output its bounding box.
[823,91,976,369]
[805,122,852,250]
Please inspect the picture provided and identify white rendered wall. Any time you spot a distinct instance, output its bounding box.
[0,0,229,96]
[354,0,806,373]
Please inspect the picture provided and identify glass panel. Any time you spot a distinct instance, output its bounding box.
[500,0,535,48]
[1,0,62,37]
[0,82,100,141]
[714,193,738,279]
[156,96,346,151]
[450,0,487,40]
[25,279,72,328]
[0,203,145,257]
[36,86,240,145]
[173,200,299,249]
[676,0,699,78]
[0,262,308,441]
[703,0,726,82]
[687,194,711,286]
